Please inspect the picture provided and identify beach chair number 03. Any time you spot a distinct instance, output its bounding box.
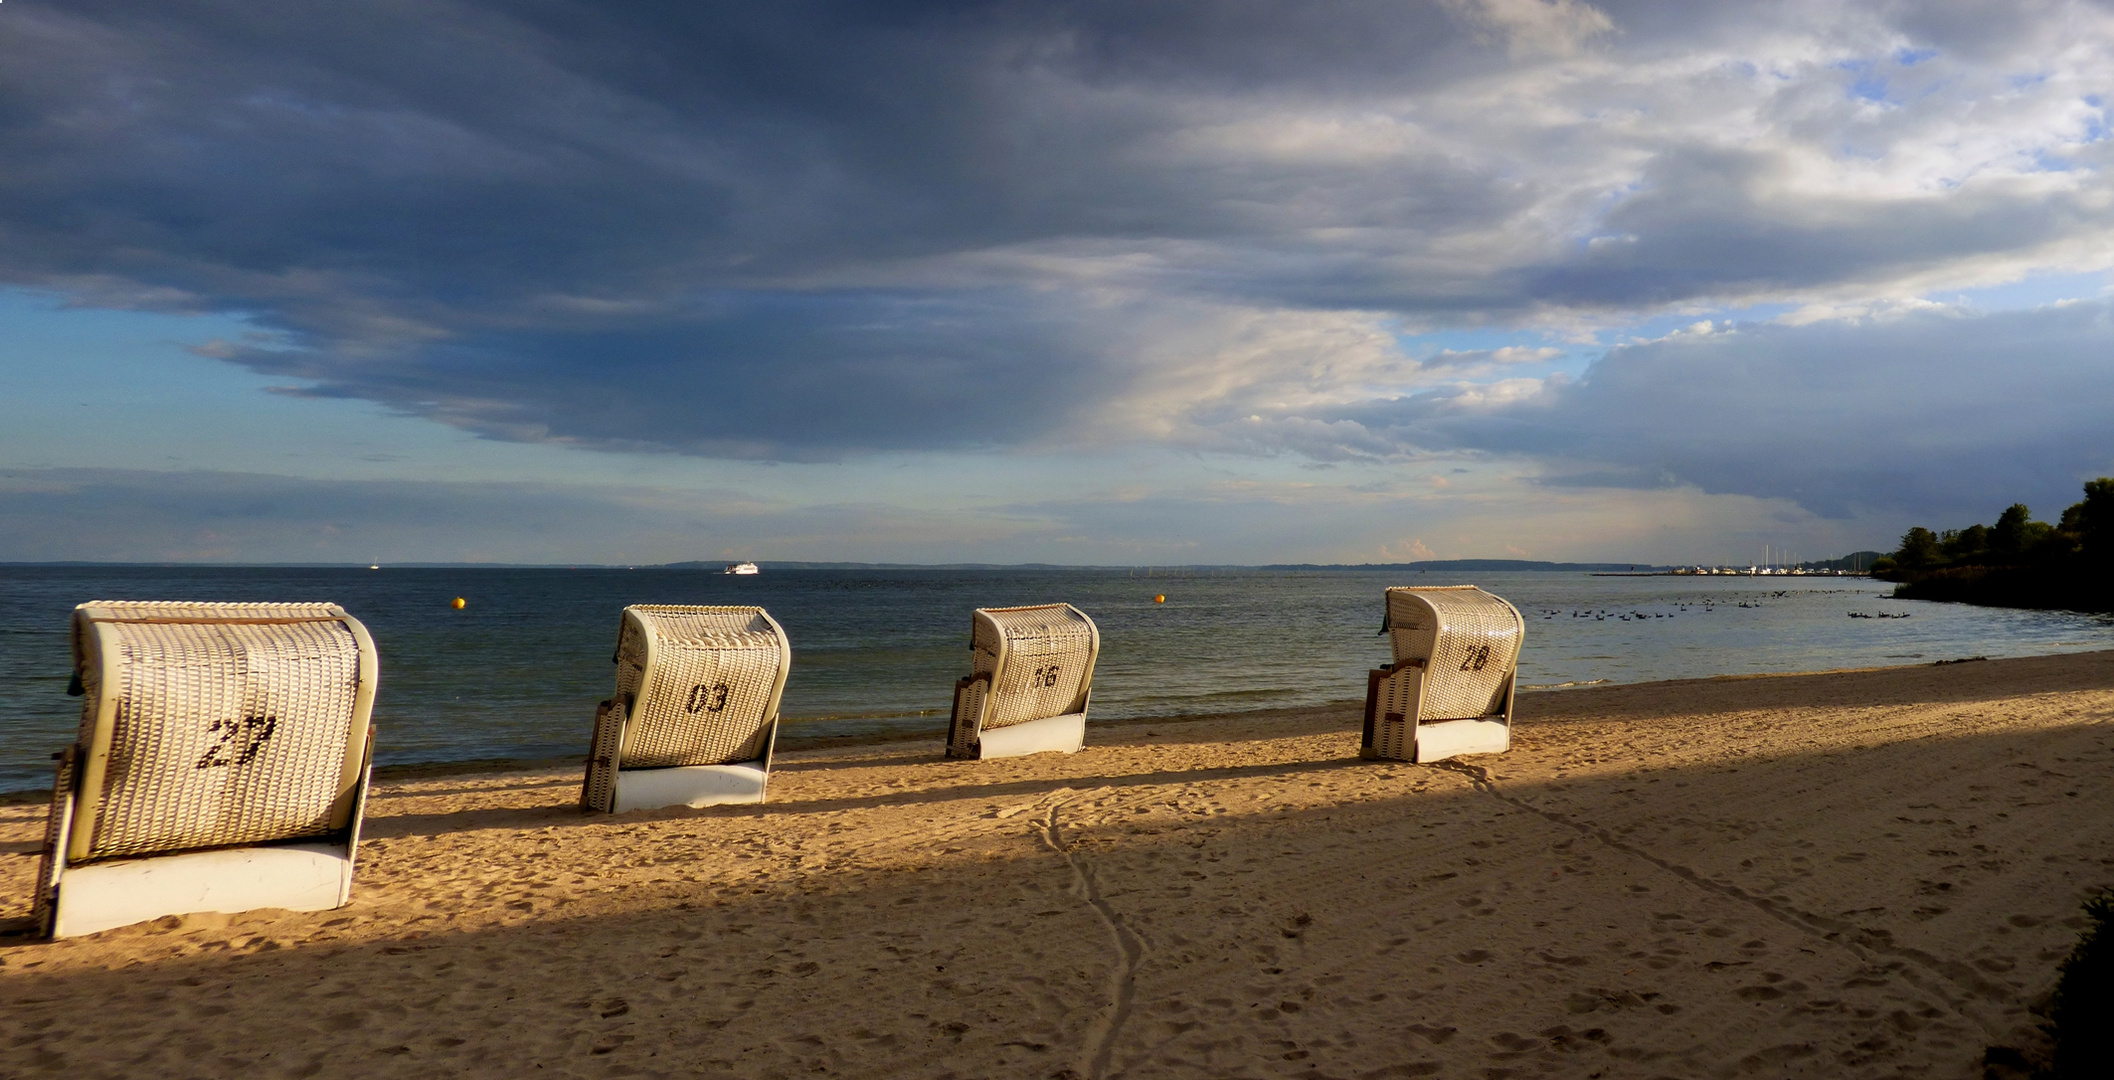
[686,682,731,714]
[946,604,1100,760]
[1361,586,1523,764]
[581,606,791,814]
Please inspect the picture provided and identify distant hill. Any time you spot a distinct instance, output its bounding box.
[658,561,1099,570]
[1256,559,1660,572]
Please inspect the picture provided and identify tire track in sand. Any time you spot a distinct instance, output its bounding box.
[1033,799,1146,1080]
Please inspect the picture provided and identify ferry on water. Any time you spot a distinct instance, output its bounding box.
[724,561,760,575]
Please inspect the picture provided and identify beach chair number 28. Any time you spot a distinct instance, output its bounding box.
[1459,644,1493,672]
[686,682,731,714]
[1032,664,1062,688]
[195,714,278,769]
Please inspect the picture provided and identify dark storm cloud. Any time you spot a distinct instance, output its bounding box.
[243,290,1111,458]
[1323,302,2114,522]
[1515,145,2113,307]
[2,0,2112,466]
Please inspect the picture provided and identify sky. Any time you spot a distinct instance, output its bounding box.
[2,0,2112,565]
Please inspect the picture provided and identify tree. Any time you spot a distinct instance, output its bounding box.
[2076,478,2114,559]
[1896,526,1940,569]
[1991,503,2034,555]
[1943,524,1989,560]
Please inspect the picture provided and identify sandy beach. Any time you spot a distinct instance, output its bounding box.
[3,650,2111,1078]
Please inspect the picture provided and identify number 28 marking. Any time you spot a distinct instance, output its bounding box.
[1460,645,1492,672]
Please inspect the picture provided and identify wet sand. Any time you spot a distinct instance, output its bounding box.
[4,650,2112,1078]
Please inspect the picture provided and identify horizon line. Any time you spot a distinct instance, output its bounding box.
[0,554,1885,571]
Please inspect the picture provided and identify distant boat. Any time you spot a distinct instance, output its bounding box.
[724,562,760,575]
[369,564,380,571]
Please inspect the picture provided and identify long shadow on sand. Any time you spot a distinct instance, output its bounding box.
[5,706,2111,1080]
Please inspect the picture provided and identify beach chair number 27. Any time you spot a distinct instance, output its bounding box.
[686,682,731,713]
[1459,644,1493,672]
[1032,664,1062,688]
[195,714,278,769]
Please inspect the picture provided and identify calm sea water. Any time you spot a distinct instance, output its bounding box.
[4,565,2111,792]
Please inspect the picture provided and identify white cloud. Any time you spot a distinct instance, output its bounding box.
[1440,0,1615,59]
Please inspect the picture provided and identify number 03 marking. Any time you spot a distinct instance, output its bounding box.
[687,682,731,713]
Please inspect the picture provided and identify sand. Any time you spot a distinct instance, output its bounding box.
[3,650,2112,1079]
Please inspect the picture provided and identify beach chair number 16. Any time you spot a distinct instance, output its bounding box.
[1032,664,1062,688]
[686,682,731,713]
[1460,644,1492,672]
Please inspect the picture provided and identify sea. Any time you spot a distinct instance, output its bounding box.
[4,564,2111,793]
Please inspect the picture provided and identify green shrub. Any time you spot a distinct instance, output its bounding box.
[2049,891,2114,1078]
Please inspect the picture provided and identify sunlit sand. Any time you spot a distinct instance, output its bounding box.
[4,650,2110,1078]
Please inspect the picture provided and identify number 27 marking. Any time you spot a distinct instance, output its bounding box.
[195,715,277,769]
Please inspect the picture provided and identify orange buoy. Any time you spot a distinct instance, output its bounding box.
[1154,594,1166,603]
[451,597,466,609]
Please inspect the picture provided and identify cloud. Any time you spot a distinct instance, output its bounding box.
[1440,0,1614,58]
[1315,301,2114,522]
[238,289,1118,459]
[0,0,2111,480]
[1419,346,1568,369]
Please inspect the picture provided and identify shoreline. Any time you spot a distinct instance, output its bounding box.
[3,650,2104,802]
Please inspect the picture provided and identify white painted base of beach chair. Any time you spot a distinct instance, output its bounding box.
[612,761,769,812]
[1413,718,1510,763]
[975,712,1086,759]
[48,843,354,939]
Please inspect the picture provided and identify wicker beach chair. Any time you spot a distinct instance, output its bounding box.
[946,604,1100,760]
[1360,585,1523,763]
[33,601,378,939]
[581,605,791,813]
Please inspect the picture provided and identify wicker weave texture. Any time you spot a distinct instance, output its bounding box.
[581,700,624,811]
[32,748,74,932]
[1384,586,1523,722]
[76,603,364,860]
[1371,706,1413,759]
[970,605,1098,731]
[614,606,786,768]
[948,679,989,756]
